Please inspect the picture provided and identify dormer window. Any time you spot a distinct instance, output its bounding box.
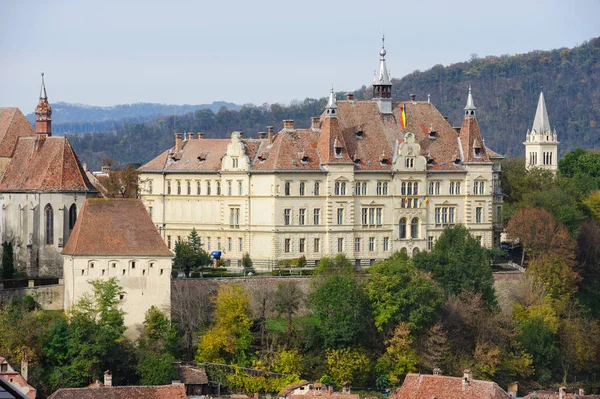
[405,158,415,168]
[355,130,364,139]
[197,153,206,162]
[427,158,434,165]
[232,157,239,168]
[429,130,437,139]
[474,147,481,157]
[354,158,361,166]
[299,151,309,163]
[334,146,342,157]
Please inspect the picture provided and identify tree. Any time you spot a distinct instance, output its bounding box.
[313,254,353,276]
[309,270,372,349]
[1,241,14,279]
[242,253,255,275]
[105,164,141,198]
[196,284,253,365]
[517,316,559,383]
[413,226,496,306]
[527,255,580,303]
[273,281,302,343]
[506,207,576,265]
[325,347,371,386]
[376,323,419,387]
[576,221,600,316]
[174,229,211,277]
[136,307,178,385]
[583,190,600,223]
[364,252,443,337]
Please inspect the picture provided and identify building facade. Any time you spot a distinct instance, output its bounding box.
[139,44,504,269]
[0,76,98,277]
[524,90,559,173]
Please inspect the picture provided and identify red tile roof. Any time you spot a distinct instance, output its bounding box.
[0,108,35,158]
[48,384,187,399]
[394,374,511,399]
[523,391,600,399]
[0,136,96,192]
[62,198,173,257]
[139,100,502,174]
[176,365,209,384]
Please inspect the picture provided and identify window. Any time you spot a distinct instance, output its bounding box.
[337,238,344,253]
[217,238,221,250]
[228,238,232,251]
[379,181,391,196]
[314,238,320,252]
[300,182,305,196]
[197,181,201,195]
[450,181,462,195]
[284,209,291,225]
[335,182,340,195]
[177,181,181,195]
[369,237,375,252]
[314,208,320,225]
[207,237,211,250]
[413,247,420,256]
[314,182,320,196]
[355,237,361,252]
[405,157,414,168]
[167,181,172,194]
[187,181,191,195]
[450,182,455,195]
[376,182,382,195]
[69,204,77,230]
[284,239,291,253]
[237,180,242,195]
[362,207,383,227]
[299,238,305,253]
[473,181,485,195]
[435,206,457,226]
[148,206,153,218]
[337,208,344,225]
[376,208,382,225]
[229,207,240,227]
[167,235,172,249]
[496,206,502,222]
[411,218,419,238]
[148,180,153,194]
[341,182,346,195]
[383,182,388,195]
[428,236,434,250]
[227,180,232,195]
[206,181,211,195]
[362,208,368,225]
[232,157,238,168]
[456,181,461,194]
[239,238,243,252]
[383,237,389,251]
[299,208,306,225]
[355,182,361,196]
[131,261,136,269]
[399,218,407,239]
[285,182,291,196]
[476,207,483,223]
[216,181,221,195]
[449,207,455,224]
[369,208,375,225]
[428,181,440,195]
[45,204,53,245]
[476,235,483,245]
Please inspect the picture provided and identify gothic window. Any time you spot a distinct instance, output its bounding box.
[411,218,419,238]
[45,204,54,245]
[69,204,77,231]
[399,218,407,239]
[341,182,346,195]
[232,157,238,168]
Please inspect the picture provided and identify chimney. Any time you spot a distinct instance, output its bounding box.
[283,120,295,130]
[258,132,266,139]
[187,132,195,140]
[579,388,585,396]
[345,93,354,101]
[174,133,183,152]
[507,382,518,399]
[104,370,112,387]
[410,93,416,101]
[559,386,567,399]
[267,126,274,144]
[433,368,442,376]
[311,117,321,131]
[20,349,28,381]
[462,377,469,391]
[328,386,333,395]
[463,369,472,381]
[239,131,244,138]
[101,165,111,174]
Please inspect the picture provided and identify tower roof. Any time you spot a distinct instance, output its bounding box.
[464,84,476,111]
[532,90,551,134]
[373,36,391,86]
[326,87,337,114]
[40,72,47,99]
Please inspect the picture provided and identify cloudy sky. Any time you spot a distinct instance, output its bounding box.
[1,0,598,112]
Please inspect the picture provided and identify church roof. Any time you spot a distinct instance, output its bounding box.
[532,90,551,134]
[0,108,35,158]
[62,198,173,257]
[394,374,511,399]
[0,135,97,192]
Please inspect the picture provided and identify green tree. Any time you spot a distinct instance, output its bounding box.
[325,346,371,386]
[137,352,177,385]
[517,316,559,382]
[375,323,418,387]
[313,253,353,276]
[364,252,443,337]
[273,281,302,343]
[196,284,253,365]
[242,253,255,274]
[1,241,14,279]
[413,226,496,306]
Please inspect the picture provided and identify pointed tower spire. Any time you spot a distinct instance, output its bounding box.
[372,37,393,114]
[532,89,551,134]
[35,73,52,136]
[325,86,337,118]
[464,84,476,118]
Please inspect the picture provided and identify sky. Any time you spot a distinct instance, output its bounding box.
[1,0,599,112]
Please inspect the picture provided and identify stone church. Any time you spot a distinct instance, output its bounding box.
[0,75,98,277]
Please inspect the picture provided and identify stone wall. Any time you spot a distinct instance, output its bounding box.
[0,282,63,310]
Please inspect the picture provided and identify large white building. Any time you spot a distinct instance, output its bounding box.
[524,90,559,173]
[139,44,504,269]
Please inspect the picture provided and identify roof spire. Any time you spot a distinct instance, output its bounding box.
[40,72,47,100]
[325,85,337,118]
[373,36,391,86]
[532,88,551,133]
[464,84,476,118]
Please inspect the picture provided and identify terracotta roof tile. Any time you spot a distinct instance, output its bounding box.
[459,117,491,163]
[48,384,187,399]
[0,108,35,158]
[0,136,96,192]
[394,374,511,399]
[62,198,173,257]
[176,365,209,384]
[523,391,600,399]
[255,129,322,171]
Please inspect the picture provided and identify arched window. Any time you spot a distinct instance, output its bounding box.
[400,247,407,255]
[412,247,419,256]
[45,204,54,245]
[69,204,77,231]
[399,218,407,239]
[411,218,419,238]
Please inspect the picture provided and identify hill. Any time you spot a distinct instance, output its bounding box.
[26,101,241,134]
[67,37,600,169]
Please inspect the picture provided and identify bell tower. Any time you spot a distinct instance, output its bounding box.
[35,73,52,136]
[524,89,558,173]
[372,36,392,114]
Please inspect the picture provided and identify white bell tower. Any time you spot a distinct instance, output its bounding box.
[524,89,558,173]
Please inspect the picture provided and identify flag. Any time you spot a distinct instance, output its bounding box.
[424,195,429,204]
[404,196,409,206]
[401,103,407,129]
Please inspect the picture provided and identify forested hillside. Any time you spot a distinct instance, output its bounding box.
[68,37,600,169]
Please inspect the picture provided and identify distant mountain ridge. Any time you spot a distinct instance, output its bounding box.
[26,101,241,134]
[67,37,600,170]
